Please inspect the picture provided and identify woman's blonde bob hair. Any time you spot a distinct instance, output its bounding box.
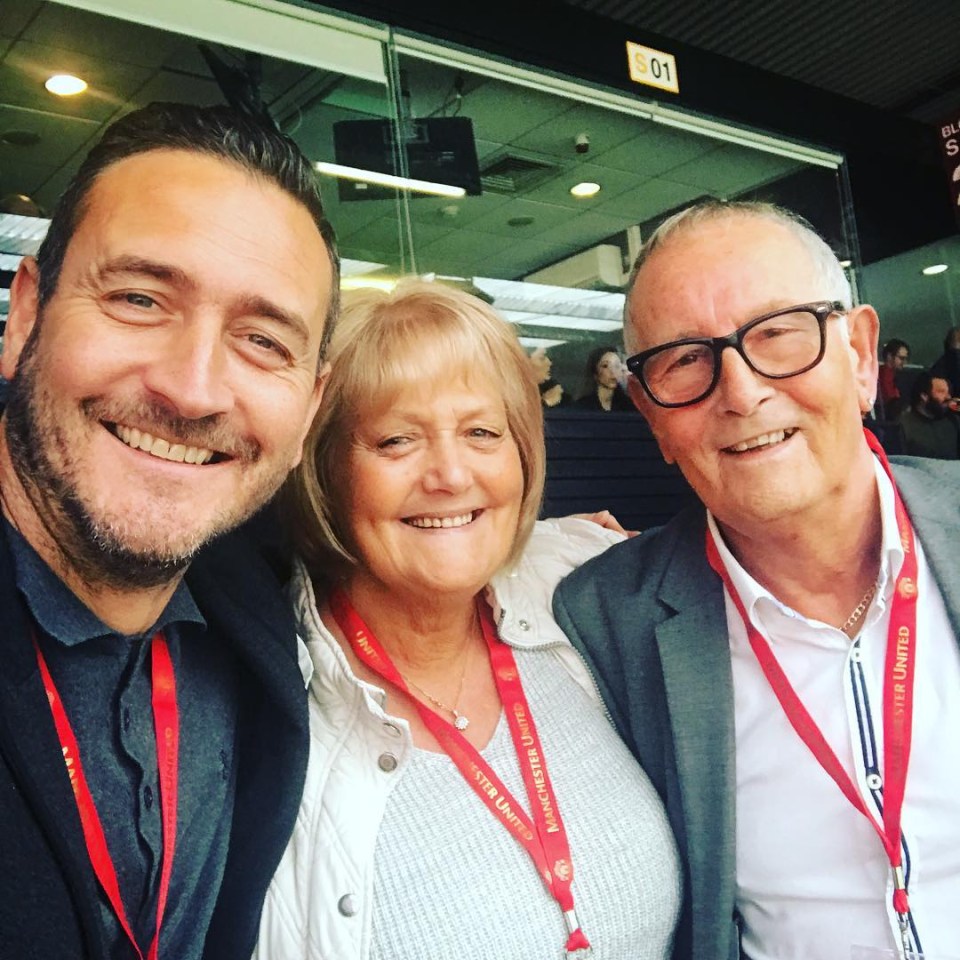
[283,278,545,583]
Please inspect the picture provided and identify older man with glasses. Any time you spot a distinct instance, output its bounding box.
[553,200,960,960]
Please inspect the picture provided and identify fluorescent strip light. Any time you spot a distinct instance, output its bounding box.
[502,310,623,333]
[649,109,841,169]
[341,258,388,277]
[315,161,465,198]
[519,336,569,349]
[340,276,399,292]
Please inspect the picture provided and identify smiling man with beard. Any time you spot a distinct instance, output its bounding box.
[0,103,338,959]
[553,201,960,960]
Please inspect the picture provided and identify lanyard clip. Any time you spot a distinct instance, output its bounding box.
[891,864,911,929]
[563,909,592,956]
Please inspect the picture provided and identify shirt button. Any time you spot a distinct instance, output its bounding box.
[143,785,154,810]
[338,894,357,917]
[518,619,531,631]
[383,722,402,739]
[866,773,883,790]
[378,752,398,773]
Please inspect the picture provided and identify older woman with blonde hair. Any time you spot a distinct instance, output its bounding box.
[255,280,680,960]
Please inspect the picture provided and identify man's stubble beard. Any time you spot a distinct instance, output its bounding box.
[3,322,289,591]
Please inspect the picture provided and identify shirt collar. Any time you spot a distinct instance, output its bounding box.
[706,455,903,632]
[3,518,205,645]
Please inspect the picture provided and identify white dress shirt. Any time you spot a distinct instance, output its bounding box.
[708,458,960,960]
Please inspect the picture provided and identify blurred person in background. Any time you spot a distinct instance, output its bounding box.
[529,345,568,408]
[899,371,960,459]
[877,337,909,419]
[574,345,634,411]
[930,325,960,397]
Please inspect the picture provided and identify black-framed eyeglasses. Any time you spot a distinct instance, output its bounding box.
[625,300,846,409]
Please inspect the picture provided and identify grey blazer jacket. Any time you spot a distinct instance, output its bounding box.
[553,456,960,960]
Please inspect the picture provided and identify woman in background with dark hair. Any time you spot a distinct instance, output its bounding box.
[574,345,635,411]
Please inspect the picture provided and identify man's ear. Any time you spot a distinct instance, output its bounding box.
[626,374,675,464]
[291,360,330,468]
[2,257,41,381]
[625,373,647,413]
[846,304,880,414]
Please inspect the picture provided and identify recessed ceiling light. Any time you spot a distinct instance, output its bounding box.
[45,74,88,96]
[922,263,949,275]
[570,181,601,199]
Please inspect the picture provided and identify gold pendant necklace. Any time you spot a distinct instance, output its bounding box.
[399,637,472,731]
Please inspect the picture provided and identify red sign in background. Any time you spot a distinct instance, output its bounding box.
[938,109,960,228]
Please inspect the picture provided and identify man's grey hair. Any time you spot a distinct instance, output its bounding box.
[622,200,853,352]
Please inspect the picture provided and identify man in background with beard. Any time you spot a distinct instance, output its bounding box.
[899,371,960,459]
[0,102,337,959]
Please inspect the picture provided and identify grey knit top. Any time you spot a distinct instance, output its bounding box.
[369,642,682,960]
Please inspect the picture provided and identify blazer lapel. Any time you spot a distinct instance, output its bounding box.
[655,523,737,960]
[186,531,306,729]
[0,544,105,950]
[895,463,960,636]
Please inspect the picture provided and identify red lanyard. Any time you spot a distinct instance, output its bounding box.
[329,588,591,955]
[705,429,918,933]
[35,632,180,960]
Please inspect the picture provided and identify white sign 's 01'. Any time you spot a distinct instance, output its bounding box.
[626,41,679,94]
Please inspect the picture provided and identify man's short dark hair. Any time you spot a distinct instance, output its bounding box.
[882,338,909,360]
[35,101,340,358]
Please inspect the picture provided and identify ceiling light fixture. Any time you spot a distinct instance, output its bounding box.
[922,264,949,276]
[340,276,398,292]
[45,74,87,96]
[569,181,601,199]
[315,161,465,199]
[1,130,41,147]
[519,336,568,349]
[501,310,622,333]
